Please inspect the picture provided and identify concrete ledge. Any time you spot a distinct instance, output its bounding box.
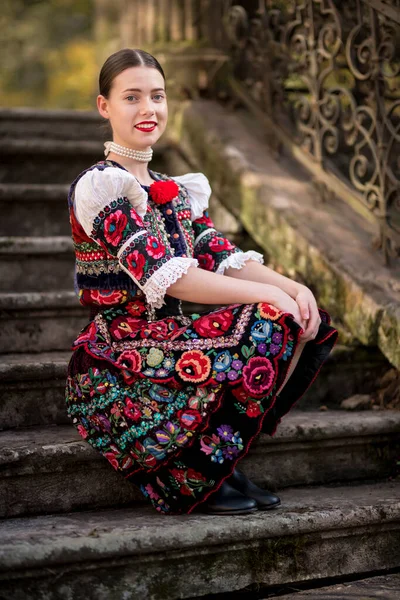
[0,481,399,599]
[168,100,400,369]
[1,412,399,518]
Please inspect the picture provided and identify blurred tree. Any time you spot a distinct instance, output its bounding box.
[0,0,98,108]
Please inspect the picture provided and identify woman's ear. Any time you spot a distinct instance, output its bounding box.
[97,95,109,120]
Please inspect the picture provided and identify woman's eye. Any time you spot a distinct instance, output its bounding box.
[153,94,164,101]
[126,95,137,101]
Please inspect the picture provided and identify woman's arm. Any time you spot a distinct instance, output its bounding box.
[224,259,304,299]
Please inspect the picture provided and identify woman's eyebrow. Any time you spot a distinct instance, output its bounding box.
[122,88,165,93]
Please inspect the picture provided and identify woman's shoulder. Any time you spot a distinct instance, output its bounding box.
[69,161,148,220]
[158,171,212,220]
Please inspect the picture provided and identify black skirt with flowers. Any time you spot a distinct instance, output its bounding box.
[65,295,338,515]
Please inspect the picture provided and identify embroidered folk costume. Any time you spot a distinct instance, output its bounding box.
[65,159,338,515]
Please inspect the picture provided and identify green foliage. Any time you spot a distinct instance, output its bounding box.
[0,0,97,108]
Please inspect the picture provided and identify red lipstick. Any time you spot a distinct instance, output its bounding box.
[135,121,157,132]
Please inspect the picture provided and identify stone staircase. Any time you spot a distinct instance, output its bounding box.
[0,108,399,600]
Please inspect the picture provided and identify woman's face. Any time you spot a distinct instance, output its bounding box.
[97,65,168,150]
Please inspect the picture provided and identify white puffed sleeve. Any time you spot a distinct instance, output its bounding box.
[171,172,211,221]
[74,167,148,235]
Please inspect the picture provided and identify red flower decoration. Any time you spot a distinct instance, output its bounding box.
[192,309,234,338]
[149,180,179,204]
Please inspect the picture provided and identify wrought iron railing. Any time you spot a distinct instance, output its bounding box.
[118,0,400,264]
[221,0,400,265]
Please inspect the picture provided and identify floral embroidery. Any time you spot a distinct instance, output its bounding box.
[192,309,234,338]
[176,350,212,383]
[200,426,244,463]
[65,162,339,516]
[104,210,128,246]
[243,356,275,396]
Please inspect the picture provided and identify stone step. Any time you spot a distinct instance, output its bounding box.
[1,411,399,519]
[0,137,167,184]
[0,236,74,292]
[0,352,72,430]
[0,184,71,236]
[274,573,400,599]
[0,480,399,599]
[0,291,88,353]
[0,107,106,141]
[0,138,103,184]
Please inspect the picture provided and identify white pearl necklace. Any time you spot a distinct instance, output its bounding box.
[104,141,153,163]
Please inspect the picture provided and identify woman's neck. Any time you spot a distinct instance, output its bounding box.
[106,152,154,186]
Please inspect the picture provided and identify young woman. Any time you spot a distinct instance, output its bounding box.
[66,48,338,516]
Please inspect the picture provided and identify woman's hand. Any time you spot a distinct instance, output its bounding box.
[269,288,308,332]
[294,285,322,342]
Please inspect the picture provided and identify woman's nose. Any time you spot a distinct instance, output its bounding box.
[140,99,155,115]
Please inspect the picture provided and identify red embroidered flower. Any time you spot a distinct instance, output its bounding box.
[192,310,234,338]
[197,253,215,272]
[193,212,214,227]
[258,302,283,321]
[187,468,207,481]
[89,290,127,305]
[140,321,169,340]
[77,424,89,439]
[246,401,262,417]
[125,301,147,317]
[243,356,275,396]
[123,397,142,421]
[116,349,142,372]
[231,386,248,403]
[177,408,202,430]
[125,250,146,280]
[146,235,166,259]
[176,350,211,383]
[170,468,186,483]
[104,210,128,246]
[109,316,144,340]
[149,180,179,204]
[209,236,235,253]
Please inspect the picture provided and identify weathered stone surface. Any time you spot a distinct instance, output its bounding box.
[0,137,167,184]
[1,411,399,518]
[0,352,71,429]
[0,236,74,291]
[0,291,88,353]
[168,100,400,369]
[0,108,106,141]
[0,481,399,600]
[272,573,400,599]
[340,394,373,410]
[0,184,71,237]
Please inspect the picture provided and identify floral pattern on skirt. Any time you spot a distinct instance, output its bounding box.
[65,300,338,514]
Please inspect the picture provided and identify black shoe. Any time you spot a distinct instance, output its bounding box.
[203,480,258,515]
[227,468,281,510]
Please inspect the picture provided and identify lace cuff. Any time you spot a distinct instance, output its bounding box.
[216,250,264,275]
[143,257,198,309]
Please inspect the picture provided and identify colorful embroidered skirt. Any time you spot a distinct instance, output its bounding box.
[65,300,338,515]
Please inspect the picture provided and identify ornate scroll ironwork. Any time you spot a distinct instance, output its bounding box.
[222,0,400,265]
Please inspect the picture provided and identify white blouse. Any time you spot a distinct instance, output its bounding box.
[73,167,264,308]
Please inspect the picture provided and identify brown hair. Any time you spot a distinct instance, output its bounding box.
[99,48,166,98]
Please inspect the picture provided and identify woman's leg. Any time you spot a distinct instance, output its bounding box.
[276,339,307,395]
